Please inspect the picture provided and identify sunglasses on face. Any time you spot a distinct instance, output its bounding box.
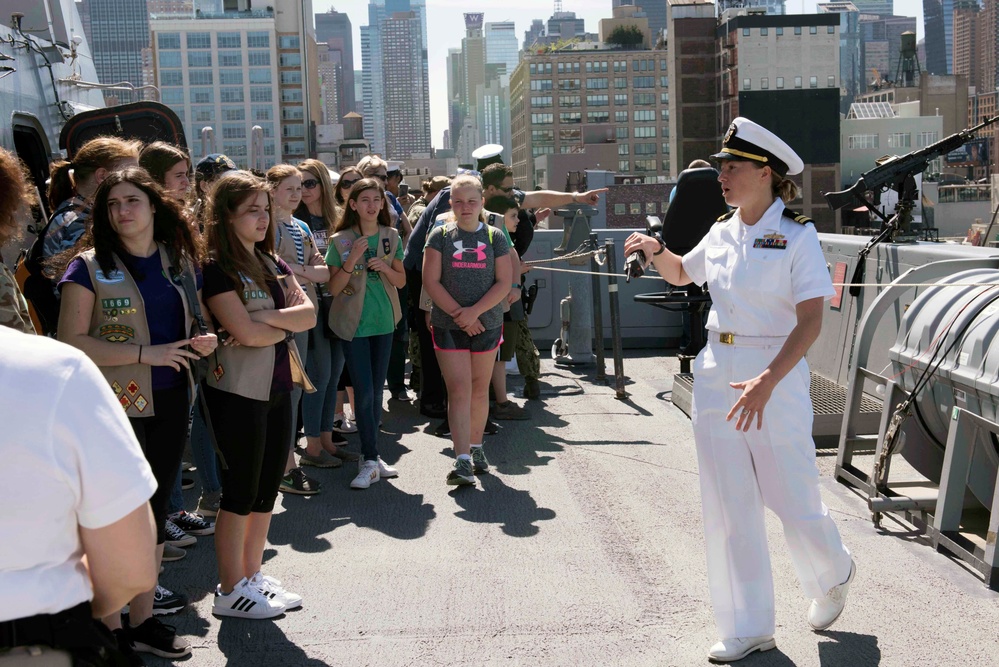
[302,179,319,189]
[500,186,515,193]
[373,174,388,182]
[340,178,359,188]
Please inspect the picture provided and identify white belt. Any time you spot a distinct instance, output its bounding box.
[708,331,788,348]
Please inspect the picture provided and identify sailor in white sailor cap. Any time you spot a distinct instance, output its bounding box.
[471,143,505,172]
[625,117,855,662]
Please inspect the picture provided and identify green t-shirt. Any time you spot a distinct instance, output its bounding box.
[325,232,404,338]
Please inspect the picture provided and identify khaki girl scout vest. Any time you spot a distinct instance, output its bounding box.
[206,251,313,401]
[275,219,320,315]
[327,226,402,341]
[81,244,195,418]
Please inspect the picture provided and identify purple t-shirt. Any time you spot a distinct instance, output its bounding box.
[201,256,293,395]
[60,249,202,390]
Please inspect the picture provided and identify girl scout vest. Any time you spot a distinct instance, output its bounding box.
[275,218,320,314]
[206,252,312,401]
[327,226,402,341]
[81,244,194,418]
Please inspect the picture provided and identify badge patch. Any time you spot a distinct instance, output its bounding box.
[134,395,148,412]
[213,364,225,381]
[126,380,139,396]
[101,298,131,309]
[99,324,135,340]
[342,286,355,296]
[119,395,132,411]
[94,269,125,284]
[111,381,123,396]
[382,237,391,256]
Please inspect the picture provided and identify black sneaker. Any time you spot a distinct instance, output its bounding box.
[484,419,499,435]
[129,617,191,659]
[152,584,188,616]
[331,430,348,445]
[279,468,321,495]
[112,628,145,667]
[168,510,215,536]
[181,477,195,490]
[433,419,450,438]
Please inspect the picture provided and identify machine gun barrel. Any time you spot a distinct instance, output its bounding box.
[825,115,998,211]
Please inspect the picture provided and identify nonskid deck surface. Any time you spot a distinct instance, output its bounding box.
[150,352,999,667]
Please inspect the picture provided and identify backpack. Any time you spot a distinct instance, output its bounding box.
[14,200,78,335]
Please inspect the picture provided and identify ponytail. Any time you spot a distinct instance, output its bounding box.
[47,160,75,211]
[770,172,799,203]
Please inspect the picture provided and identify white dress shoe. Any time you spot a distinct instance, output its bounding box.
[808,558,857,630]
[707,635,776,662]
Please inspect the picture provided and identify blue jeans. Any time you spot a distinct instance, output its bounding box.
[168,386,221,515]
[289,329,310,447]
[302,326,346,436]
[343,333,393,462]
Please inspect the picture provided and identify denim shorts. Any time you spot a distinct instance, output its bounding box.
[432,326,502,353]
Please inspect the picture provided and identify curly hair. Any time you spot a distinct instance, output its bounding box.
[0,147,38,247]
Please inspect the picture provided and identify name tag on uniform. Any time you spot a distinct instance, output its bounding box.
[754,233,787,250]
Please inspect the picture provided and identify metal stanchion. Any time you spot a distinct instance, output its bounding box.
[590,232,606,382]
[603,239,627,399]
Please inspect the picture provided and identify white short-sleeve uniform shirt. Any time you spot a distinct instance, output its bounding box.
[682,198,834,335]
[0,329,156,622]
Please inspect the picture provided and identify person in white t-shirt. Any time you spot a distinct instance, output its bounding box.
[0,327,158,663]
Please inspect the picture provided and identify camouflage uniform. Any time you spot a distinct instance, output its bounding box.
[0,262,36,334]
[515,315,540,382]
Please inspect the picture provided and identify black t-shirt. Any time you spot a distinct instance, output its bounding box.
[202,256,293,394]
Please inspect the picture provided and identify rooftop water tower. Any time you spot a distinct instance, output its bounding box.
[893,31,921,88]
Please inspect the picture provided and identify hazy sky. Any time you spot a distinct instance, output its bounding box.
[319,1,925,149]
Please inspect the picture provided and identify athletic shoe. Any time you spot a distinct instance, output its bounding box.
[164,520,196,548]
[390,387,415,402]
[196,490,221,518]
[376,457,398,479]
[808,559,856,631]
[433,419,451,438]
[471,447,490,474]
[329,444,361,462]
[180,477,195,490]
[129,617,191,659]
[446,458,475,486]
[212,577,285,620]
[333,413,357,433]
[168,510,214,536]
[420,402,447,419]
[279,468,321,495]
[181,461,194,472]
[484,419,499,435]
[300,450,342,468]
[249,571,303,610]
[331,430,348,445]
[491,400,530,420]
[152,584,188,616]
[350,460,380,490]
[161,544,186,562]
[112,628,145,667]
[707,636,776,662]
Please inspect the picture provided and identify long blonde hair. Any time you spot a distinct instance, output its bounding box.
[297,159,339,233]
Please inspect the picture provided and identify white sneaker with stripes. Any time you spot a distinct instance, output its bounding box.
[212,577,285,619]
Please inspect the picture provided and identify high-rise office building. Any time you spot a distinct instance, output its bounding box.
[486,21,519,78]
[523,19,545,51]
[860,14,917,85]
[923,0,954,74]
[666,0,718,175]
[613,0,668,39]
[819,2,863,112]
[717,0,786,15]
[85,0,151,102]
[382,11,431,157]
[952,0,980,91]
[316,8,355,119]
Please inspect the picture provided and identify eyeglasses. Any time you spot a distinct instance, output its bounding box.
[340,179,359,188]
[373,174,388,182]
[500,186,515,193]
[302,179,318,189]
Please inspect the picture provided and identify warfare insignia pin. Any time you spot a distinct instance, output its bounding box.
[111,381,123,396]
[126,380,139,396]
[134,395,148,412]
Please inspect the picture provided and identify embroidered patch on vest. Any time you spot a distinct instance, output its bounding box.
[111,381,123,396]
[342,285,355,296]
[119,395,132,411]
[753,238,787,249]
[126,380,139,396]
[213,363,225,381]
[94,269,125,284]
[243,289,268,300]
[100,324,135,341]
[134,395,148,412]
[101,298,131,309]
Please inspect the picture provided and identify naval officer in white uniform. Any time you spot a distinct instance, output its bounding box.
[625,117,856,663]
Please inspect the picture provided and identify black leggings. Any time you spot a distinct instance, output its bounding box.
[128,385,190,544]
[203,384,292,516]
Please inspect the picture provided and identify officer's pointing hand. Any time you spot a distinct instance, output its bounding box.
[726,373,776,431]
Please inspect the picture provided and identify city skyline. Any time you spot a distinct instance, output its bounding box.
[319,0,925,150]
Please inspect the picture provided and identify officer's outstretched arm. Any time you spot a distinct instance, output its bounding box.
[623,232,692,286]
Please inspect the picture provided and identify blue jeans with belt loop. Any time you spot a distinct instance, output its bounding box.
[342,333,393,462]
[302,326,346,436]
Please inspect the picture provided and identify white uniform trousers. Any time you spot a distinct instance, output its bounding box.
[691,341,852,639]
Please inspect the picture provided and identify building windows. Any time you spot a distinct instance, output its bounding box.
[188,52,212,67]
[192,106,214,122]
[810,26,818,34]
[888,132,911,148]
[586,111,610,123]
[190,87,213,104]
[634,93,655,105]
[283,141,306,155]
[760,27,768,36]
[634,76,655,88]
[809,76,818,88]
[280,71,302,84]
[619,160,630,172]
[220,87,244,103]
[761,77,769,89]
[248,50,270,66]
[560,112,582,124]
[223,142,248,157]
[217,32,241,48]
[629,202,641,213]
[252,106,272,121]
[281,89,303,103]
[219,51,242,68]
[161,88,184,104]
[634,159,656,172]
[532,129,554,141]
[828,75,836,87]
[660,92,669,104]
[531,145,554,157]
[614,203,626,214]
[613,77,628,89]
[530,79,553,91]
[159,51,181,68]
[743,78,751,90]
[559,145,575,154]
[646,202,657,214]
[794,76,802,88]
[279,36,300,49]
[634,126,656,138]
[220,70,243,85]
[662,143,671,154]
[186,32,211,49]
[160,70,182,86]
[586,78,608,89]
[847,134,879,149]
[222,124,246,139]
[249,69,272,84]
[250,87,272,103]
[660,109,669,121]
[616,126,629,139]
[660,76,669,87]
[917,131,939,147]
[280,53,302,67]
[635,142,657,155]
[634,110,655,122]
[560,128,581,142]
[281,107,304,121]
[222,107,245,121]
[530,113,553,124]
[586,94,608,106]
[742,28,750,36]
[256,123,274,138]
[794,26,802,35]
[776,27,784,35]
[615,110,628,122]
[558,79,580,90]
[557,62,580,73]
[282,124,305,138]
[189,70,213,86]
[776,76,784,89]
[828,25,836,33]
[247,32,269,48]
[614,94,628,105]
[613,60,627,72]
[559,95,580,107]
[531,96,553,107]
[158,32,180,49]
[618,143,630,155]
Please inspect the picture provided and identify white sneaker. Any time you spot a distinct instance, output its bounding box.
[808,558,856,630]
[707,636,776,662]
[350,460,380,489]
[333,412,357,434]
[376,456,398,479]
[249,571,302,610]
[212,577,285,619]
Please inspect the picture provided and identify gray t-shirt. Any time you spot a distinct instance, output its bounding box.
[425,221,509,330]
